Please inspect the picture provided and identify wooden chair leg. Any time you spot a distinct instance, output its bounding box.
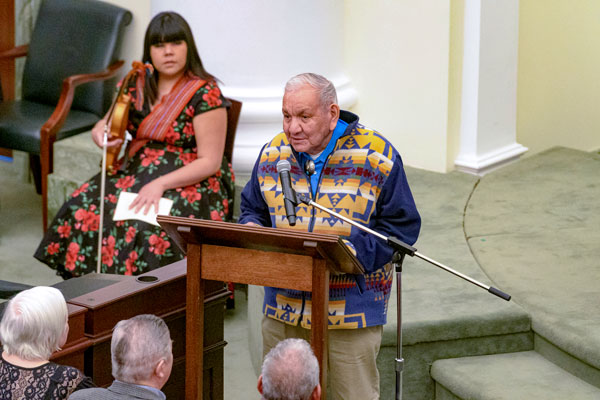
[40,144,51,232]
[29,154,42,194]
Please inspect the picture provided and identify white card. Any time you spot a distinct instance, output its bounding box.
[113,191,173,226]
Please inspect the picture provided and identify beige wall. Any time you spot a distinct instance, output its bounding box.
[447,0,465,172]
[517,0,600,154]
[102,0,151,79]
[106,1,600,172]
[344,0,453,172]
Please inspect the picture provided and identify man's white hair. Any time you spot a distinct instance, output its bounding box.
[111,314,172,383]
[261,338,319,400]
[0,286,68,360]
[285,73,338,109]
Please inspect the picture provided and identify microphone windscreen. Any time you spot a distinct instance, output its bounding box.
[276,159,291,173]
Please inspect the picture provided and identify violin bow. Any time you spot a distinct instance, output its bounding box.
[96,79,125,274]
[96,126,109,274]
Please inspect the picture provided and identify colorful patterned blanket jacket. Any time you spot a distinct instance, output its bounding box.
[239,111,421,328]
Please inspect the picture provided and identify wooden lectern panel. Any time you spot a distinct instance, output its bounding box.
[158,216,365,400]
[158,216,364,275]
[0,261,227,399]
[50,304,90,371]
[65,261,228,399]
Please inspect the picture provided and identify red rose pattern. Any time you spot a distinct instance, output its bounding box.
[47,242,60,255]
[65,242,80,271]
[185,105,195,118]
[101,235,117,267]
[57,222,71,239]
[180,186,202,204]
[208,177,220,193]
[125,226,137,244]
[179,152,196,165]
[74,209,99,232]
[165,125,181,144]
[149,233,171,256]
[116,175,136,190]
[222,198,229,215]
[141,148,165,167]
[125,251,138,275]
[72,183,89,198]
[39,80,233,276]
[202,86,222,108]
[210,209,222,221]
[183,122,194,137]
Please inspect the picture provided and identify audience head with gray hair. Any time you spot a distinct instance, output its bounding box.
[258,338,321,400]
[0,286,93,399]
[111,314,173,389]
[0,286,69,360]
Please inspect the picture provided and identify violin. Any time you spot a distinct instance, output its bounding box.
[105,90,130,174]
[103,61,150,174]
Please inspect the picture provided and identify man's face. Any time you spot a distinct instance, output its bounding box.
[282,85,339,155]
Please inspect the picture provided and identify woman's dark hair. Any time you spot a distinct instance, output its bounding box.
[142,12,215,103]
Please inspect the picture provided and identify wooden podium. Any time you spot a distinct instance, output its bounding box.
[158,216,364,400]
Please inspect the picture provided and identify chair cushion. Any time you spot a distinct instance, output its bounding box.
[0,100,99,154]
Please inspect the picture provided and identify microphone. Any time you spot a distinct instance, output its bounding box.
[276,159,298,226]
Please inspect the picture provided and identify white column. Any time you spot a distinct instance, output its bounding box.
[454,0,527,175]
[151,0,357,178]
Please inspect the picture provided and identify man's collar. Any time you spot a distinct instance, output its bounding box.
[338,109,359,126]
[111,380,166,400]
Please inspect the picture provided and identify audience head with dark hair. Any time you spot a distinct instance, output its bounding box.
[0,286,94,399]
[258,338,321,400]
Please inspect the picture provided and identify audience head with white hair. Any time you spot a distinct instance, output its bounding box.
[258,338,321,400]
[0,286,69,361]
[111,314,173,390]
[0,286,93,399]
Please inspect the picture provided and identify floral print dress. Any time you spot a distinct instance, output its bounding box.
[34,80,234,277]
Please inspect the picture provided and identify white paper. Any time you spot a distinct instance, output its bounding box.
[113,191,173,226]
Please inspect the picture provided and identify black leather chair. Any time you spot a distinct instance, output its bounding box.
[0,0,132,231]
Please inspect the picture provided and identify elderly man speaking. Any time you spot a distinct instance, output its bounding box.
[239,73,421,399]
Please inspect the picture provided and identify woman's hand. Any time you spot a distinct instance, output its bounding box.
[129,179,167,215]
[91,118,124,149]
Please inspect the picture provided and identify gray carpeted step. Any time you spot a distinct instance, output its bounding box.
[464,147,600,373]
[431,351,600,400]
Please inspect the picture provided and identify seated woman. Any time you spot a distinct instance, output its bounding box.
[0,286,94,398]
[34,12,234,278]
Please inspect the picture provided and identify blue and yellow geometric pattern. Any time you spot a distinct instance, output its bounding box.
[258,122,399,329]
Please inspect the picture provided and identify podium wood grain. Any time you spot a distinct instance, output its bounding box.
[158,216,364,400]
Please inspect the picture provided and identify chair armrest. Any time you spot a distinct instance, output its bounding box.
[0,44,29,60]
[40,60,125,140]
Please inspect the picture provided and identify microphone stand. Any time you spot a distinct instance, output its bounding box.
[288,192,510,400]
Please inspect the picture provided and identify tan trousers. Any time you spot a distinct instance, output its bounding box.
[262,316,383,400]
